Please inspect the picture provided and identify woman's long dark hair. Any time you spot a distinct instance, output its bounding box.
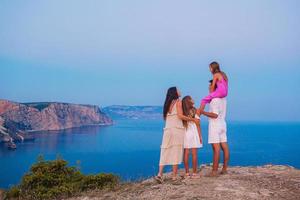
[163,87,179,120]
[182,96,196,128]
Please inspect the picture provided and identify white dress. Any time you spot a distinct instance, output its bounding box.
[184,115,203,149]
[159,101,185,166]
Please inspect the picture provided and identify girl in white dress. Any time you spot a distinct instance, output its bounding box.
[182,96,203,178]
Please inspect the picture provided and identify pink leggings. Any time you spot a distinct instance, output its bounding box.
[201,82,227,106]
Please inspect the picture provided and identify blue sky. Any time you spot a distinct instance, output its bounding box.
[0,0,300,121]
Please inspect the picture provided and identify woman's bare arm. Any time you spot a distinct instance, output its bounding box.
[176,100,199,124]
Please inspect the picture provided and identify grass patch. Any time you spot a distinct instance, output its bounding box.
[5,156,119,200]
[23,102,51,111]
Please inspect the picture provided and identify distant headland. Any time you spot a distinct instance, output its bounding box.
[102,105,162,120]
[0,100,164,150]
[0,99,113,149]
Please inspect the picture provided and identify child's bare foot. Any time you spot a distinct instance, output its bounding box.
[206,170,218,177]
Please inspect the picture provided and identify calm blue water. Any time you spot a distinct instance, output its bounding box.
[1,119,300,189]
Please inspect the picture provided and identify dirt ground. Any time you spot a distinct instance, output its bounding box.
[67,164,300,200]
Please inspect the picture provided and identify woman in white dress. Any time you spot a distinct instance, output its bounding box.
[182,96,203,178]
[155,87,199,183]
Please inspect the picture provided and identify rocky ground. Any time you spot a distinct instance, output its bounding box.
[0,190,4,200]
[66,164,300,200]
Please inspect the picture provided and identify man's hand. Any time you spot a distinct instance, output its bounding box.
[201,110,218,119]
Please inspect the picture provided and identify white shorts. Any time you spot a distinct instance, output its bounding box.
[208,125,227,144]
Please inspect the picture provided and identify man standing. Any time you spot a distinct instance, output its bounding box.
[200,80,230,176]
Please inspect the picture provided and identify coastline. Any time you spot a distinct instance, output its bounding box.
[25,122,114,133]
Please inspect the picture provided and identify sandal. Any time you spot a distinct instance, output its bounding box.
[154,175,163,183]
[172,175,183,181]
[184,173,191,178]
[191,173,200,179]
[206,171,218,177]
[220,170,228,175]
[171,176,182,185]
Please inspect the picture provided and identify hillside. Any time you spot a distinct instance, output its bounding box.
[67,164,300,200]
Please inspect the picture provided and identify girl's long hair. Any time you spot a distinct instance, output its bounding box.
[163,87,179,120]
[210,61,228,82]
[182,96,196,128]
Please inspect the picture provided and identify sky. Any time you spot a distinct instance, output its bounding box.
[0,0,300,122]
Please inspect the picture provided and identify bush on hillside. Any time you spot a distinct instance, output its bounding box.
[5,156,119,200]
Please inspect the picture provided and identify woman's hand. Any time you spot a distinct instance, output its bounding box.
[199,137,203,144]
[192,118,199,125]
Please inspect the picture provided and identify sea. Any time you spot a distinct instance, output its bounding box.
[1,119,300,189]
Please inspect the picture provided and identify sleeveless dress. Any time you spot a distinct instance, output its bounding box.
[159,101,185,166]
[201,77,228,106]
[184,114,203,149]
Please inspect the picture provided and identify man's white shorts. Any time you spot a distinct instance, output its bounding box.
[208,126,227,144]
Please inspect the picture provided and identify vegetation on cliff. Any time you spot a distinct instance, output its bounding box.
[4,156,119,200]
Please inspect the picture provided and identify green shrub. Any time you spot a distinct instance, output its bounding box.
[5,156,119,200]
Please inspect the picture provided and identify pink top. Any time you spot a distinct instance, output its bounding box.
[201,77,228,106]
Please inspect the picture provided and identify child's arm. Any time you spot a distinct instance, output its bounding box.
[176,100,199,124]
[196,121,202,144]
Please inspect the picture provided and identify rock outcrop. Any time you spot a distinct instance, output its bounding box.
[67,165,300,200]
[0,116,12,143]
[0,99,113,137]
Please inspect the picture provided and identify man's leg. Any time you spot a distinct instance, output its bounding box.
[211,143,220,175]
[220,142,229,173]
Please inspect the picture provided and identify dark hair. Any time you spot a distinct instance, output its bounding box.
[163,87,179,120]
[209,61,228,82]
[182,96,196,128]
[209,79,217,90]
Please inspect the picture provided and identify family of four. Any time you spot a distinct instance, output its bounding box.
[155,61,230,182]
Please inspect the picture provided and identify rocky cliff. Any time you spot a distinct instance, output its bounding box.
[0,99,113,138]
[66,165,300,200]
